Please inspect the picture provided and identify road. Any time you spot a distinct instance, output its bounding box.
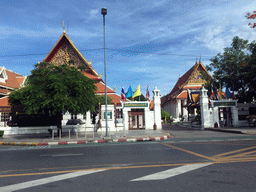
[0,130,256,191]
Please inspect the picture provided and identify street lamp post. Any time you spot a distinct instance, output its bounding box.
[101,8,108,137]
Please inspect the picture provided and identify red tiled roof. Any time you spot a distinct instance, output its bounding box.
[108,94,123,105]
[176,91,187,99]
[95,81,115,94]
[81,71,101,81]
[0,96,10,107]
[16,76,26,85]
[0,68,25,89]
[149,100,154,110]
[183,86,202,90]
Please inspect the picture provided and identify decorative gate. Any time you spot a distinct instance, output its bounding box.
[128,111,145,130]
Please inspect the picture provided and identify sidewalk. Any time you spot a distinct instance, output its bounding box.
[205,127,256,135]
[178,124,256,135]
[0,130,171,146]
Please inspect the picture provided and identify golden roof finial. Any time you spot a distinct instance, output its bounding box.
[63,21,65,33]
[113,86,116,92]
[99,73,102,78]
[38,60,40,64]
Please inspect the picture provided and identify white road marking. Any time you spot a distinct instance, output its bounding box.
[40,153,83,157]
[130,163,212,181]
[0,169,105,192]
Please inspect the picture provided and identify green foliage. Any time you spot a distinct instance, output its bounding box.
[8,62,97,115]
[0,130,4,137]
[205,36,256,102]
[161,110,170,120]
[94,95,112,112]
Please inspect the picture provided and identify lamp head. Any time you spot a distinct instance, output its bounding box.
[101,8,107,16]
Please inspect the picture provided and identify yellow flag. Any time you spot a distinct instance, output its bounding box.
[132,84,141,98]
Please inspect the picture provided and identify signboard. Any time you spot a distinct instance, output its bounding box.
[123,103,148,108]
[212,101,237,107]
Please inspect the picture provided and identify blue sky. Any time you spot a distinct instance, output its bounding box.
[0,0,256,99]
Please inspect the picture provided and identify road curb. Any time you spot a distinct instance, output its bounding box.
[0,135,170,146]
[205,128,245,134]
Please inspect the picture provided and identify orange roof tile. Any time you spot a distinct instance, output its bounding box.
[176,91,188,99]
[81,71,102,81]
[16,76,26,85]
[0,68,25,89]
[0,96,10,107]
[183,86,202,90]
[95,81,115,94]
[149,100,154,110]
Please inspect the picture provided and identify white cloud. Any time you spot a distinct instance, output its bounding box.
[89,9,99,19]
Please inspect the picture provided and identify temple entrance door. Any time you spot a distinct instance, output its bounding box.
[218,107,232,127]
[128,111,145,130]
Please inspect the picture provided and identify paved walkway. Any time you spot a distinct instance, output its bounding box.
[1,124,256,146]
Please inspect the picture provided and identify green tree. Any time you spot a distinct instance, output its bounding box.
[205,36,256,102]
[8,62,97,135]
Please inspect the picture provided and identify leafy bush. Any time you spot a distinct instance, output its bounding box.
[161,110,170,121]
[0,130,4,137]
[161,110,174,124]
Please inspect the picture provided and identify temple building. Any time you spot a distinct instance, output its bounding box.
[42,30,161,131]
[0,67,26,126]
[161,61,212,122]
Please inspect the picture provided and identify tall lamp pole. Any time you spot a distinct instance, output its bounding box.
[101,8,108,137]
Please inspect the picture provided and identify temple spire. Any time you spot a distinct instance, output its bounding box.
[63,21,65,33]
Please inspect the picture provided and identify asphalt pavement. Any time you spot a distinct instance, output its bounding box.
[0,124,256,146]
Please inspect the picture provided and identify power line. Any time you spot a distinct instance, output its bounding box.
[0,48,215,58]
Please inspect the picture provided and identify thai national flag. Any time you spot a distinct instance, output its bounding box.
[210,87,215,100]
[121,86,126,100]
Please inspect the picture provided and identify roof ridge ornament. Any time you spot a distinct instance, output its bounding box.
[63,21,65,33]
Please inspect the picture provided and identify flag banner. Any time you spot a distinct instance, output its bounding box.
[146,85,150,99]
[132,84,141,98]
[216,89,220,100]
[126,86,133,98]
[121,86,126,100]
[231,91,235,100]
[225,84,232,99]
[210,87,215,100]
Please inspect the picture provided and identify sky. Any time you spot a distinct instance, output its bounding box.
[0,0,256,99]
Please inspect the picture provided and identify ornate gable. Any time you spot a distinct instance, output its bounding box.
[187,63,207,85]
[161,61,212,106]
[43,32,99,78]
